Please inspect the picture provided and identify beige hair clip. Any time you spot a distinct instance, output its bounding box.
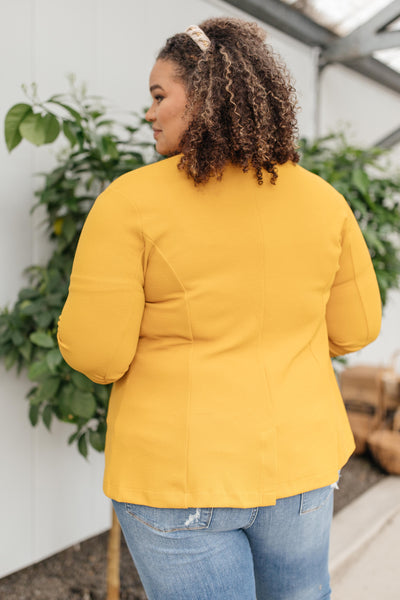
[185,25,211,52]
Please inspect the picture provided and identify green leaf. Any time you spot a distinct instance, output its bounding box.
[42,114,60,144]
[71,371,94,392]
[11,330,25,346]
[19,112,59,146]
[39,376,60,400]
[19,340,33,362]
[18,288,39,301]
[28,388,43,406]
[28,358,50,381]
[89,429,105,452]
[78,432,88,458]
[30,331,55,348]
[5,348,19,370]
[353,169,369,196]
[19,300,43,316]
[0,328,11,346]
[90,110,104,120]
[29,404,40,426]
[46,348,63,372]
[61,215,77,243]
[68,430,80,445]
[97,420,107,434]
[58,384,74,419]
[63,121,77,146]
[4,103,33,151]
[46,293,64,307]
[71,390,96,419]
[101,136,119,160]
[94,383,111,406]
[49,99,82,122]
[19,113,47,146]
[35,311,54,329]
[96,119,114,127]
[42,404,53,430]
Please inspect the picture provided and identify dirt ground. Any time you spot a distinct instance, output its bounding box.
[0,453,386,600]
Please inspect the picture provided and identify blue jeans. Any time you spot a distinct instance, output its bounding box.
[112,483,335,600]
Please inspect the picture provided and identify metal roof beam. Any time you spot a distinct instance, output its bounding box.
[321,1,400,64]
[375,125,400,148]
[321,30,400,64]
[222,0,400,95]
[345,56,400,93]
[221,0,336,46]
[352,0,400,34]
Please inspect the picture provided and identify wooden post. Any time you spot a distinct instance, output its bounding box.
[107,505,121,600]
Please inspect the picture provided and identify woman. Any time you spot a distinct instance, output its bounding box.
[58,17,382,600]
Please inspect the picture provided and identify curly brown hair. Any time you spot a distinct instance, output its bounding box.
[157,17,300,185]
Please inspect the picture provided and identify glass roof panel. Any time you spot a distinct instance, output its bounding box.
[281,0,395,36]
[281,0,400,73]
[388,16,400,31]
[374,48,400,72]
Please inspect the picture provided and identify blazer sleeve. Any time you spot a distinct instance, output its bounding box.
[57,184,145,384]
[326,200,382,358]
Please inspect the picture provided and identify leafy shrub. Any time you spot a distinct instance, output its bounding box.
[300,134,400,306]
[1,84,399,456]
[1,81,156,456]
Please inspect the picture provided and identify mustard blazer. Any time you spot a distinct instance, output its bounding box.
[58,156,381,508]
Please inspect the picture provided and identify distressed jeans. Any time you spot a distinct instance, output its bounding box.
[112,482,336,600]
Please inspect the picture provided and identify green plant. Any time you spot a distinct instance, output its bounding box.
[2,84,400,457]
[1,79,156,456]
[299,134,400,306]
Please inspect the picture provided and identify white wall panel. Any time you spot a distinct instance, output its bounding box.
[0,368,34,577]
[2,0,122,578]
[320,63,400,147]
[33,420,110,562]
[0,0,34,306]
[0,0,36,577]
[32,0,98,98]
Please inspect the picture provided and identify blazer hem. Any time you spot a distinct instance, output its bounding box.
[103,456,353,509]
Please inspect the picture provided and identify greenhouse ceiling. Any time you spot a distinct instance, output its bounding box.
[224,0,400,92]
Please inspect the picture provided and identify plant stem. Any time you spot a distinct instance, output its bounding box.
[107,505,121,600]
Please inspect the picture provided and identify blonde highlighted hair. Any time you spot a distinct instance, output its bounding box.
[157,17,299,184]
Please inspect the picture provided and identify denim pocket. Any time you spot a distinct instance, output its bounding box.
[124,503,214,532]
[300,484,334,515]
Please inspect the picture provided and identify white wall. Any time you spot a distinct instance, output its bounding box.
[1,0,399,578]
[0,0,112,578]
[319,63,400,147]
[0,371,109,577]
